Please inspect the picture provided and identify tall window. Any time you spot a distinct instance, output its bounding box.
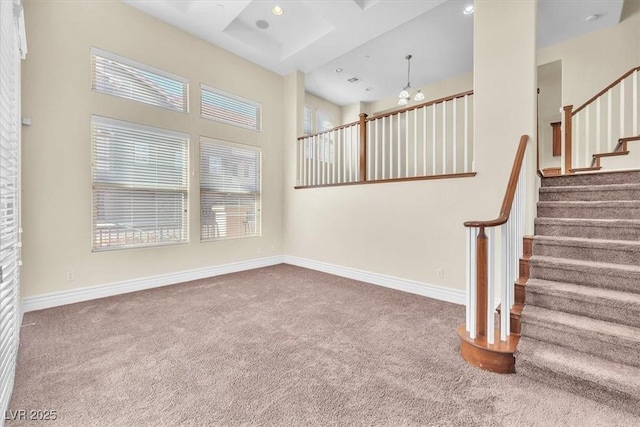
[91,48,188,113]
[304,106,313,135]
[200,84,262,132]
[91,116,189,251]
[0,0,25,414]
[200,138,261,241]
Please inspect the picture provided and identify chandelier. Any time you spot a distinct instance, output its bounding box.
[398,54,425,105]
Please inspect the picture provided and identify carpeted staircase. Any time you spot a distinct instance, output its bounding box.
[516,169,640,414]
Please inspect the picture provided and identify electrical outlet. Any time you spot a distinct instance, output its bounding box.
[66,271,75,281]
[437,268,444,279]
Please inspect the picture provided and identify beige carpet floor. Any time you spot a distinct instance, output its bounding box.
[8,264,640,426]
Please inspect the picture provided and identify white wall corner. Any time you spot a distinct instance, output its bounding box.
[21,256,284,313]
[283,256,465,306]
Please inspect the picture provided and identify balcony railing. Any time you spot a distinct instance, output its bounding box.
[296,90,475,188]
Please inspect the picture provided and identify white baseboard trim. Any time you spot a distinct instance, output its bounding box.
[283,256,465,305]
[21,256,284,313]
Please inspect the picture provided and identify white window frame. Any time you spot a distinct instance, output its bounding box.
[200,137,262,242]
[91,116,189,251]
[91,47,189,113]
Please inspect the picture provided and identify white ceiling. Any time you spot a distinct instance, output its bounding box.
[123,0,625,106]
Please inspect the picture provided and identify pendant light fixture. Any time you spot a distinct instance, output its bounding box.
[398,54,425,105]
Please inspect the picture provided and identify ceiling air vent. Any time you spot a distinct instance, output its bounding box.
[347,76,360,83]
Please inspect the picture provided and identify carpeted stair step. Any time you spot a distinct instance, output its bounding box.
[534,218,640,241]
[537,200,640,220]
[525,278,640,329]
[516,338,640,415]
[520,305,640,368]
[541,169,640,187]
[533,236,640,265]
[538,183,640,201]
[530,256,640,293]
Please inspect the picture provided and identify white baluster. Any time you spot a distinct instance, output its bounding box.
[453,97,458,174]
[487,227,495,344]
[432,105,437,174]
[355,124,360,181]
[464,94,469,173]
[469,227,477,339]
[406,110,410,177]
[414,108,418,177]
[332,130,337,184]
[382,117,386,179]
[373,120,378,180]
[466,227,472,333]
[620,79,626,140]
[389,115,392,179]
[442,101,447,174]
[398,112,402,178]
[341,127,346,183]
[423,107,427,176]
[500,223,509,341]
[585,105,591,167]
[633,69,638,136]
[596,98,601,155]
[608,89,613,152]
[575,115,581,168]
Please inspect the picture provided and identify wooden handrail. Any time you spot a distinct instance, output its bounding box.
[572,66,640,116]
[296,89,474,140]
[366,90,474,122]
[296,120,360,141]
[464,135,529,228]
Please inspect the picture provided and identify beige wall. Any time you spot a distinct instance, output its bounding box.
[282,1,536,292]
[539,9,640,109]
[21,0,284,298]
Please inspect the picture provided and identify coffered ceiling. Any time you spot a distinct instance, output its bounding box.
[123,0,625,106]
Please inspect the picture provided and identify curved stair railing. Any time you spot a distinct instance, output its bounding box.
[564,66,640,173]
[457,135,531,374]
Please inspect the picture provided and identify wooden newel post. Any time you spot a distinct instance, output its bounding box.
[359,113,368,181]
[476,227,488,338]
[563,105,573,174]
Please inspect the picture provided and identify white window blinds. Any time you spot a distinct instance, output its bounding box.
[200,84,261,132]
[91,116,189,251]
[200,138,261,241]
[317,110,336,132]
[91,48,188,113]
[304,106,313,135]
[0,0,23,415]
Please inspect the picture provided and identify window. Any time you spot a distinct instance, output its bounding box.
[0,0,24,414]
[304,106,313,135]
[200,84,261,132]
[91,116,189,251]
[317,110,336,132]
[91,48,188,113]
[200,138,261,241]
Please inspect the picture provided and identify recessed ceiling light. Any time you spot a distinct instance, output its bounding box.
[365,87,374,92]
[272,6,284,16]
[335,68,343,73]
[256,20,269,29]
[463,5,474,15]
[585,14,600,23]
